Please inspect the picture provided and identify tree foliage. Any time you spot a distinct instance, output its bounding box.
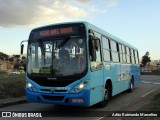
[22,56,26,60]
[0,52,9,61]
[141,51,151,67]
[9,57,14,62]
[0,52,26,71]
[13,64,20,70]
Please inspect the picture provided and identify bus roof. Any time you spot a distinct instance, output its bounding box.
[84,21,138,50]
[32,21,138,50]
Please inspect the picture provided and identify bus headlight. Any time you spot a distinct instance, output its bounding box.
[79,83,84,89]
[70,81,88,93]
[27,82,37,92]
[28,83,32,88]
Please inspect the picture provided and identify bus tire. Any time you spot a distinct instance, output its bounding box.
[128,77,134,92]
[98,84,110,107]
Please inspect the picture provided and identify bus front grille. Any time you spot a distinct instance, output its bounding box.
[42,95,64,101]
[40,89,67,93]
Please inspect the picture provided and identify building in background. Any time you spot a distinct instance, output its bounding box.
[0,62,14,71]
[141,60,160,72]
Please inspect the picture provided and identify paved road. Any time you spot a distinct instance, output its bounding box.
[0,75,160,120]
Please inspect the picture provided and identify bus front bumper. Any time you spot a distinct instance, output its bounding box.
[26,89,90,107]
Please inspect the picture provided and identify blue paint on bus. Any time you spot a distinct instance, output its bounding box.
[24,21,140,107]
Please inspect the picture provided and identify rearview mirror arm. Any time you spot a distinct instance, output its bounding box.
[20,40,28,54]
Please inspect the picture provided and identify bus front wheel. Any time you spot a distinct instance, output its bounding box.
[98,84,110,107]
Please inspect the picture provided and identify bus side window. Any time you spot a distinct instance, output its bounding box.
[89,37,102,71]
[95,39,102,62]
[89,37,96,61]
[131,49,135,64]
[102,36,111,61]
[116,43,120,62]
[126,47,130,63]
[89,30,102,62]
[135,51,139,64]
[119,44,123,62]
[110,40,119,62]
[122,45,126,63]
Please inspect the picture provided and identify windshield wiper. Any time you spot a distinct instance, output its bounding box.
[55,36,70,49]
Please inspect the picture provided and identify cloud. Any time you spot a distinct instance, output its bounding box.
[75,0,119,7]
[75,0,118,6]
[90,5,106,13]
[74,0,118,15]
[104,0,119,7]
[0,0,87,28]
[74,0,92,5]
[0,0,119,28]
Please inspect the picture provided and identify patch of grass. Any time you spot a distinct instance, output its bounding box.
[146,94,160,111]
[0,74,26,99]
[140,93,160,120]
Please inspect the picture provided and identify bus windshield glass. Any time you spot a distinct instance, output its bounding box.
[27,37,87,77]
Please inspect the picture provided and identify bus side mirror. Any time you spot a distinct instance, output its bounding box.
[94,38,100,51]
[89,39,96,61]
[20,40,28,55]
[21,44,24,54]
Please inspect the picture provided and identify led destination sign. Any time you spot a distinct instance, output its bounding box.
[40,27,73,37]
[32,24,85,39]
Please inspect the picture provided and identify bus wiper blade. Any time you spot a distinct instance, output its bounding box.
[56,36,70,49]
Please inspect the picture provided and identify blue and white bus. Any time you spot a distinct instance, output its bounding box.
[21,21,140,107]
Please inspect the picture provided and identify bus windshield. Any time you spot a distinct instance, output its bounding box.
[27,37,87,77]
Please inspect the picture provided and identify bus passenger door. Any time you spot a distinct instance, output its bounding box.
[89,37,104,106]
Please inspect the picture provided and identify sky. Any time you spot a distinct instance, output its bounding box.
[0,0,160,60]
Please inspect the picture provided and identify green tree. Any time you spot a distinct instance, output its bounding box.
[13,64,20,70]
[13,55,20,62]
[0,52,9,61]
[141,51,151,67]
[9,57,14,62]
[22,56,26,60]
